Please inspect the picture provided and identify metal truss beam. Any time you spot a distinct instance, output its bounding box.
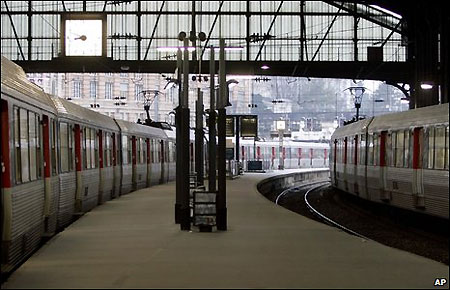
[143,1,165,61]
[254,1,283,61]
[3,1,25,60]
[13,58,412,84]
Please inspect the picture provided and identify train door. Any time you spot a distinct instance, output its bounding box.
[379,131,390,200]
[353,135,359,195]
[98,130,104,203]
[160,140,165,184]
[74,124,82,212]
[41,115,53,232]
[412,127,425,207]
[112,132,118,197]
[131,136,137,190]
[333,139,337,185]
[343,137,348,191]
[146,138,151,186]
[1,99,12,250]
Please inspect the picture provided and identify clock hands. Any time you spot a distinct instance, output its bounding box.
[74,35,87,41]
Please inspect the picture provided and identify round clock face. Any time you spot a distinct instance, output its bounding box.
[65,19,102,56]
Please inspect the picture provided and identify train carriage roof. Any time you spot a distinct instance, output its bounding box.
[114,119,167,139]
[368,104,449,133]
[51,97,118,131]
[331,118,373,139]
[1,56,56,114]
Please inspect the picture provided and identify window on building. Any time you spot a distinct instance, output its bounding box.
[120,83,128,100]
[90,80,98,99]
[105,82,113,99]
[135,84,143,101]
[73,80,82,98]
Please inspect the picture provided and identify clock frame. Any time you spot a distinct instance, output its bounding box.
[60,13,107,57]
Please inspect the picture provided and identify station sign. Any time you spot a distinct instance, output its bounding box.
[226,116,235,136]
[240,115,258,137]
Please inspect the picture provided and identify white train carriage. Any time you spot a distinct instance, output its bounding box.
[51,97,120,216]
[1,56,58,272]
[237,138,329,170]
[163,126,177,183]
[113,119,168,191]
[331,104,449,219]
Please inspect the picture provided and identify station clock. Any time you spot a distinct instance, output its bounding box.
[61,14,106,57]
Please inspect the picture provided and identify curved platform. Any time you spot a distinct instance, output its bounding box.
[2,170,448,289]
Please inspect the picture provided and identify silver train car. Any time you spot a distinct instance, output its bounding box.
[236,138,329,171]
[0,57,178,274]
[330,104,449,219]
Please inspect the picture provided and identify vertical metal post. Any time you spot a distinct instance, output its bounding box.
[208,46,217,192]
[195,88,204,186]
[175,49,182,224]
[235,116,240,165]
[217,39,227,231]
[180,39,191,230]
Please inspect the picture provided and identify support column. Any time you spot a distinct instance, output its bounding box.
[195,88,204,186]
[175,39,191,231]
[208,46,217,192]
[217,39,227,231]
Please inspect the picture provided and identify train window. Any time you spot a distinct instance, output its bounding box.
[388,132,395,167]
[446,127,449,170]
[29,112,37,180]
[426,127,434,169]
[434,127,446,170]
[60,122,69,172]
[408,130,414,168]
[51,119,57,174]
[367,134,374,166]
[122,135,128,164]
[404,129,410,168]
[359,134,366,165]
[14,107,21,182]
[92,129,97,169]
[83,128,88,169]
[12,107,42,183]
[374,133,380,166]
[141,138,146,164]
[128,137,132,165]
[30,112,41,180]
[395,130,405,168]
[151,139,156,163]
[19,108,30,182]
[104,132,110,167]
[348,136,354,164]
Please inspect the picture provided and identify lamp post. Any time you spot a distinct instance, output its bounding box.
[345,86,366,121]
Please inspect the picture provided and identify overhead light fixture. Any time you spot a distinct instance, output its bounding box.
[261,64,270,70]
[420,82,433,90]
[157,46,196,52]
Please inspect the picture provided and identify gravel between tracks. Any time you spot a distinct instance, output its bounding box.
[262,184,449,265]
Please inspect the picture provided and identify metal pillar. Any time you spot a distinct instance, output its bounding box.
[178,38,191,231]
[216,39,227,231]
[235,116,240,165]
[208,46,216,192]
[175,49,182,224]
[195,88,204,186]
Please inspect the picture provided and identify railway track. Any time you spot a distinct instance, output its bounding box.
[303,182,370,240]
[270,181,448,265]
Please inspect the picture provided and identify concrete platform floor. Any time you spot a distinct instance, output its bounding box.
[2,171,448,289]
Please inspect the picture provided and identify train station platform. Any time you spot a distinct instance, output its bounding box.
[2,170,448,289]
